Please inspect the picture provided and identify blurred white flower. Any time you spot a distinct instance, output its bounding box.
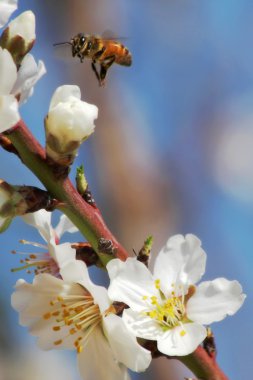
[0,0,17,28]
[12,53,46,104]
[12,210,78,277]
[45,85,98,163]
[6,10,35,47]
[0,47,20,131]
[0,47,46,131]
[12,259,151,380]
[107,234,246,356]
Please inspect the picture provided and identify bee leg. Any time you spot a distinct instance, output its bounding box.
[99,56,115,86]
[91,61,100,83]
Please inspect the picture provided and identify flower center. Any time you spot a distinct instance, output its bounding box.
[11,239,60,277]
[43,288,102,353]
[145,296,185,330]
[143,281,187,331]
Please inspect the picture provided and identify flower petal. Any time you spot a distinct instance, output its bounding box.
[0,94,20,132]
[154,234,206,296]
[11,274,70,325]
[187,278,246,324]
[22,210,54,242]
[0,47,17,94]
[12,274,87,350]
[12,54,46,104]
[49,85,81,109]
[77,326,130,380]
[60,260,110,313]
[157,322,207,356]
[54,214,78,239]
[103,313,151,372]
[122,308,164,341]
[8,10,35,43]
[107,258,158,312]
[0,0,17,28]
[49,241,76,268]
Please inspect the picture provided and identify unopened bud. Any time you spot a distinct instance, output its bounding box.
[0,179,54,232]
[45,85,98,169]
[0,11,35,66]
[76,165,88,195]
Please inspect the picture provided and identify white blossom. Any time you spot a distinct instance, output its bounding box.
[0,0,17,28]
[7,10,35,47]
[12,53,46,104]
[46,85,98,146]
[12,210,78,277]
[107,234,246,356]
[0,47,20,131]
[0,47,46,131]
[12,259,152,380]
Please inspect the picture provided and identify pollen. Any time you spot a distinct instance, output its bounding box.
[143,292,186,330]
[180,330,186,337]
[43,312,51,320]
[54,339,63,346]
[44,289,102,353]
[155,279,161,289]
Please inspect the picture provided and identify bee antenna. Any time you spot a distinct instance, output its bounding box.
[53,42,72,47]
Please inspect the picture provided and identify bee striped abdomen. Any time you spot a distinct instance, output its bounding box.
[98,42,132,66]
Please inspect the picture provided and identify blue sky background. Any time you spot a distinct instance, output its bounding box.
[0,1,252,379]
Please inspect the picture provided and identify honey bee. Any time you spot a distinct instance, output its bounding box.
[54,33,132,86]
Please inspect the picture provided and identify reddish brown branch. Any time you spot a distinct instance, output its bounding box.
[5,120,129,261]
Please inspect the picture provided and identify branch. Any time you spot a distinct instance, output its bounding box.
[6,120,129,261]
[179,346,229,380]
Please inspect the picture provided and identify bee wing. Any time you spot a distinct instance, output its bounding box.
[101,30,128,41]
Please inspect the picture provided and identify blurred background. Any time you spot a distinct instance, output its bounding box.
[0,0,252,379]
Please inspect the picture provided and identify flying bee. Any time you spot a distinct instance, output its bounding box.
[54,33,132,86]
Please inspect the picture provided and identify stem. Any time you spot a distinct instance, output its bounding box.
[6,120,129,260]
[179,347,229,380]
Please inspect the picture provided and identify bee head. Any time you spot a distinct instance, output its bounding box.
[71,33,87,57]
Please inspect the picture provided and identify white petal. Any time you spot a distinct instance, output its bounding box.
[22,210,54,242]
[0,0,17,28]
[187,278,246,324]
[0,48,17,94]
[54,214,78,239]
[8,10,35,42]
[30,316,78,351]
[123,308,164,341]
[49,85,81,109]
[157,323,207,356]
[60,260,110,313]
[103,313,151,372]
[0,94,20,132]
[107,258,158,312]
[154,234,206,296]
[12,274,86,350]
[11,274,68,325]
[49,241,76,268]
[12,54,46,104]
[78,326,130,380]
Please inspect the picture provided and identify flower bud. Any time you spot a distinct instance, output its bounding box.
[0,179,54,233]
[45,85,98,168]
[0,11,35,66]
